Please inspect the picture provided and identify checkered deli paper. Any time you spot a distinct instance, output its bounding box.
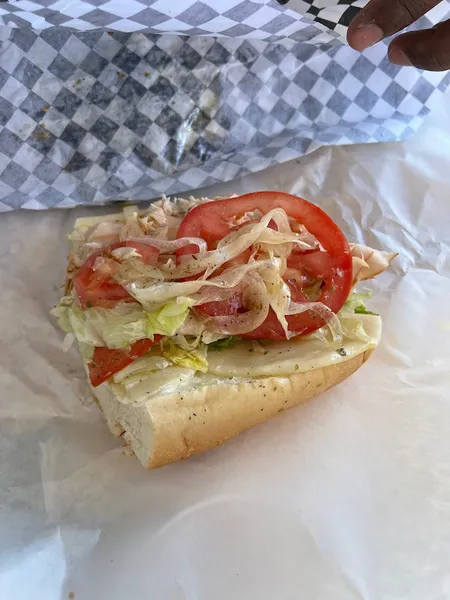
[0,1,449,210]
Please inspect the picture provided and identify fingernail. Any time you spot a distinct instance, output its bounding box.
[388,47,412,66]
[351,24,384,51]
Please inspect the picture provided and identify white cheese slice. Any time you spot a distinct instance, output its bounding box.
[206,314,381,378]
[104,314,381,405]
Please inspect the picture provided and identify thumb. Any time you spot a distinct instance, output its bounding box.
[389,20,450,71]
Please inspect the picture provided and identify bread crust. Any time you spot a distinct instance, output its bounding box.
[93,350,372,468]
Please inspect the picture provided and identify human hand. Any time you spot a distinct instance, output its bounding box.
[347,0,450,71]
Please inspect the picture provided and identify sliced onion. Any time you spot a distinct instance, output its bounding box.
[230,210,262,227]
[287,301,343,342]
[249,228,316,249]
[92,256,118,276]
[216,210,290,251]
[127,236,207,254]
[202,332,230,345]
[171,332,202,351]
[117,208,317,284]
[114,258,164,285]
[177,310,209,336]
[128,259,276,308]
[190,283,241,306]
[307,326,331,345]
[112,247,144,262]
[268,278,292,339]
[158,208,313,281]
[206,273,270,336]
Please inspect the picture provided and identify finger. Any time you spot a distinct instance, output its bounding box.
[347,0,441,51]
[388,19,450,70]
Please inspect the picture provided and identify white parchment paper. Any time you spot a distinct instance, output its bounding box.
[1,92,450,600]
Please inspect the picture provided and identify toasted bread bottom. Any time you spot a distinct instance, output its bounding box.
[93,350,372,468]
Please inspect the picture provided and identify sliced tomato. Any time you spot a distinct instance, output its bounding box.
[197,290,243,317]
[88,336,162,387]
[177,192,352,339]
[73,241,159,309]
[288,249,332,278]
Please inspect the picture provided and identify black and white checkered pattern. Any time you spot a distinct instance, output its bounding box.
[296,0,366,37]
[0,0,449,210]
[0,0,351,39]
[0,0,445,39]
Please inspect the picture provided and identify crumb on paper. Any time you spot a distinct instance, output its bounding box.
[33,129,49,140]
[122,445,135,457]
[68,593,75,599]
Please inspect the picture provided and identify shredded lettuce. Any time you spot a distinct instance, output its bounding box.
[343,290,377,315]
[51,304,105,346]
[354,305,377,316]
[163,342,208,373]
[147,297,194,338]
[78,342,94,361]
[51,298,192,349]
[338,314,375,344]
[208,336,237,351]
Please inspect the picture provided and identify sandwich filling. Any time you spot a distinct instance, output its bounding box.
[52,193,396,404]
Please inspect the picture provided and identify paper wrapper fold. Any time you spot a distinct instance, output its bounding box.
[0,1,449,210]
[2,97,450,599]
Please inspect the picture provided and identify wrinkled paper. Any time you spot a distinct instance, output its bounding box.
[1,92,450,599]
[0,0,449,210]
